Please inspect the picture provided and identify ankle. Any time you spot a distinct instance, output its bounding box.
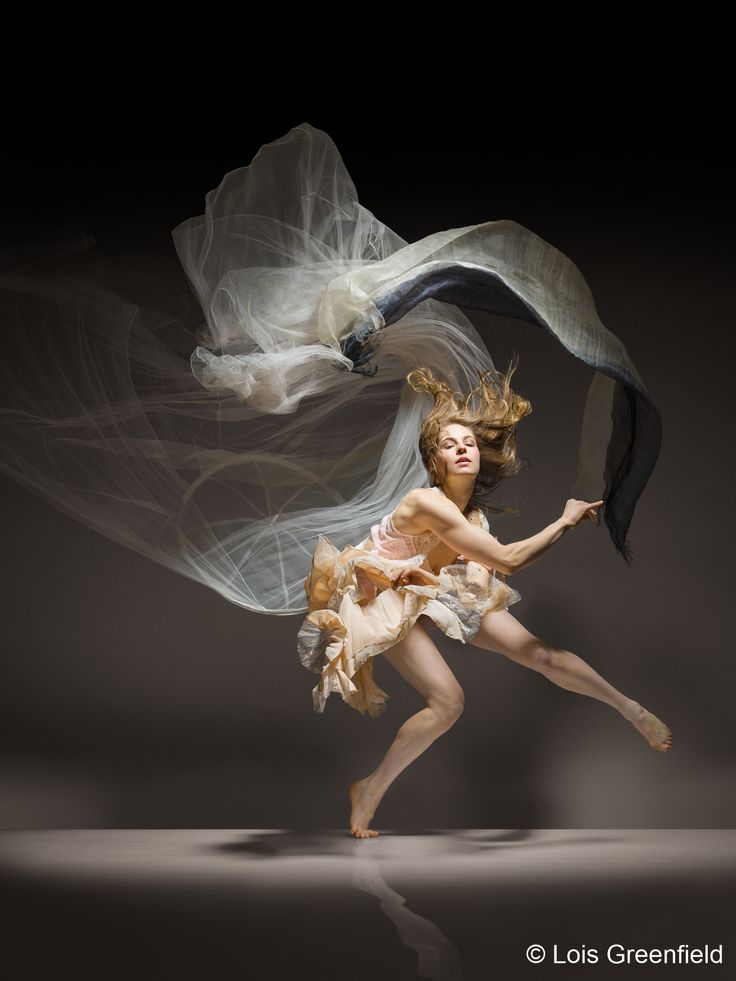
[622,698,641,720]
[360,774,384,804]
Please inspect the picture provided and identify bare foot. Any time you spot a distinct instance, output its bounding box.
[624,701,673,751]
[348,778,380,838]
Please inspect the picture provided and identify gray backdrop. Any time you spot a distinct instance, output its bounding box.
[1,118,732,829]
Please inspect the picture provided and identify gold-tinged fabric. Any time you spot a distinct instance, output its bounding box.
[297,510,521,717]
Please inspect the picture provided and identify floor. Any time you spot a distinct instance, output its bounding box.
[1,829,732,979]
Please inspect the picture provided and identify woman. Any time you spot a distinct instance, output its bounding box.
[297,364,671,838]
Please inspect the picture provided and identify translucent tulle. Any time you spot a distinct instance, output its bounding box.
[0,123,660,614]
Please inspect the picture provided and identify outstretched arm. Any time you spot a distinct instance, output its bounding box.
[409,490,603,575]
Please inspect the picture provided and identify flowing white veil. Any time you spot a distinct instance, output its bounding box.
[0,123,660,615]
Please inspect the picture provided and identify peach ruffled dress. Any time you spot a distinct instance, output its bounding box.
[297,486,521,718]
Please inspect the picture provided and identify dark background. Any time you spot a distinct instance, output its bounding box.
[1,112,733,830]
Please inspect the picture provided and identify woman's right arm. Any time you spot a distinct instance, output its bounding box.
[412,490,603,575]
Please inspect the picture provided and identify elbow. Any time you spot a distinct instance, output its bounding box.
[500,546,521,576]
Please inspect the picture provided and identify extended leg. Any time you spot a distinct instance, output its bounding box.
[349,620,465,838]
[468,609,672,752]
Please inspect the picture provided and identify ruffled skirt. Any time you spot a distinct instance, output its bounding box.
[297,535,521,718]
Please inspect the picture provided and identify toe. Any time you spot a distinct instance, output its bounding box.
[351,828,378,838]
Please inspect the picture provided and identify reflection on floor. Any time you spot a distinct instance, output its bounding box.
[1,829,733,980]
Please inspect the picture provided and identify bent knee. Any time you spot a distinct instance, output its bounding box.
[429,688,465,727]
[525,640,554,669]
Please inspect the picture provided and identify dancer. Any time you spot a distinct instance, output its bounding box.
[296,364,671,837]
[0,124,668,837]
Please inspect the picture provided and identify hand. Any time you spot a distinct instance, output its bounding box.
[562,498,604,528]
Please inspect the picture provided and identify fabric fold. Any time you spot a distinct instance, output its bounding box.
[297,533,521,718]
[0,121,659,627]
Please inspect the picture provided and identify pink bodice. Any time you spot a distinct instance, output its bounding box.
[370,512,442,559]
[369,487,489,560]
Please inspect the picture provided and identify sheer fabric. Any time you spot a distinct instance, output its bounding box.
[0,123,660,614]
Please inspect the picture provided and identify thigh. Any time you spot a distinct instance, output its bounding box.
[469,608,546,668]
[381,620,463,703]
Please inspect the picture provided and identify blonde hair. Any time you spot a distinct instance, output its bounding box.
[406,354,532,518]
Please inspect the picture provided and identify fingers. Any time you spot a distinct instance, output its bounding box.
[582,500,603,523]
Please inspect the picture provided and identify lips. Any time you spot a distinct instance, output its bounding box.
[456,458,470,464]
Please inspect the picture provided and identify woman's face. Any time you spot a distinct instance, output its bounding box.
[434,424,480,481]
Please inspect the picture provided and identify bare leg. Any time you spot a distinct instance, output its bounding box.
[469,609,672,752]
[349,620,465,838]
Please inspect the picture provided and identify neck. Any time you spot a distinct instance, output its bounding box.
[436,477,475,514]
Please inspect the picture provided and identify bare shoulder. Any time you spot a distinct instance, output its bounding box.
[392,487,456,536]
